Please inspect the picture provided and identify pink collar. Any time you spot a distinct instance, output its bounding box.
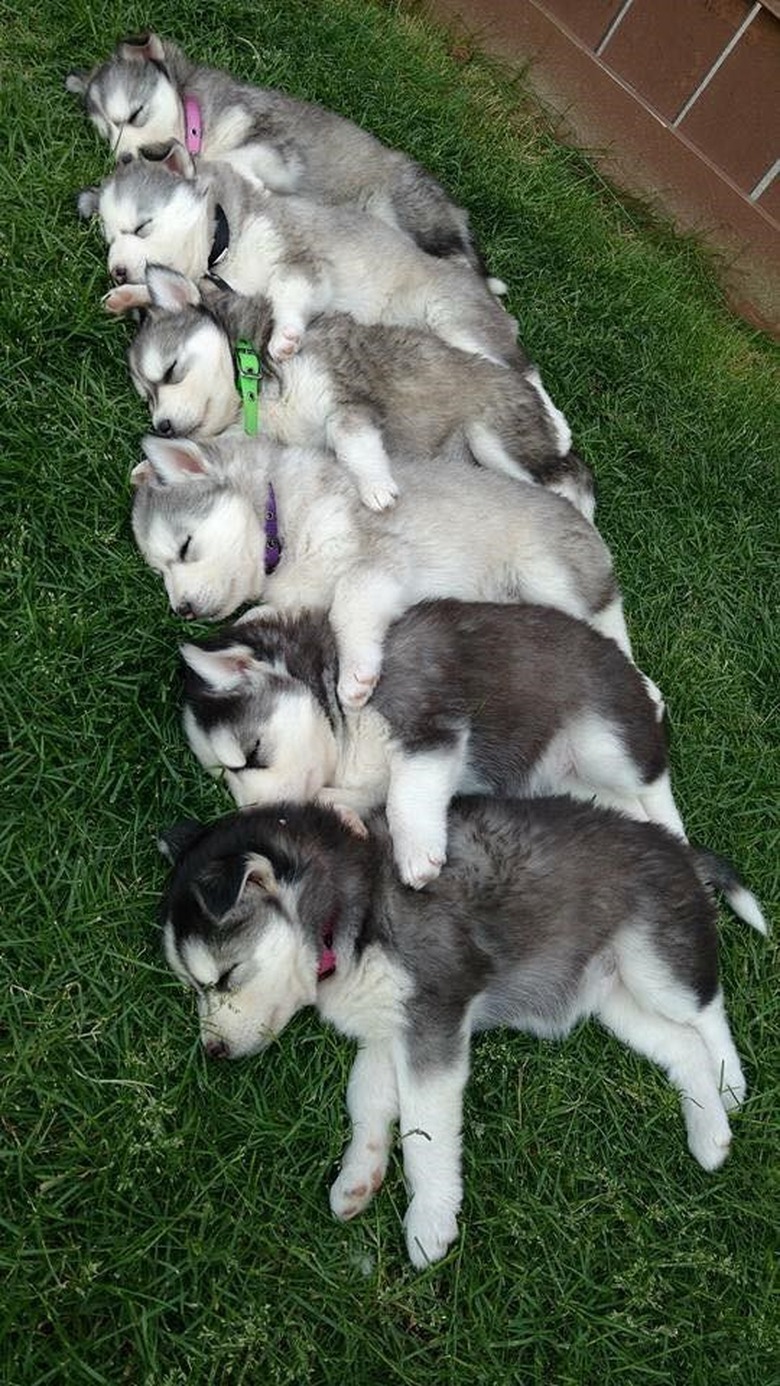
[317,910,338,981]
[183,95,203,154]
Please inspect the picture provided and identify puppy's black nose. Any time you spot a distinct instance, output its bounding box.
[205,1037,230,1060]
[119,152,133,165]
[176,600,196,620]
[112,265,128,284]
[155,419,174,437]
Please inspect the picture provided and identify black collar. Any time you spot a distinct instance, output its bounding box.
[207,203,230,270]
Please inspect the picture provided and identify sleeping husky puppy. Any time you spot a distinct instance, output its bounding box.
[180,601,685,887]
[114,266,589,516]
[65,32,491,277]
[130,434,633,709]
[78,144,522,367]
[159,796,766,1267]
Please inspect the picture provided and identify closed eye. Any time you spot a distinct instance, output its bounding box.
[134,219,152,237]
[128,105,145,126]
[245,740,267,770]
[178,536,192,561]
[162,361,179,386]
[214,966,237,993]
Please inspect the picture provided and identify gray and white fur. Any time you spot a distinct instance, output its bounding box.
[180,601,685,887]
[78,143,523,367]
[66,32,492,276]
[130,433,633,709]
[160,796,766,1268]
[117,265,590,515]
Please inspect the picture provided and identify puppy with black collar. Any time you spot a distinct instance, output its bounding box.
[78,143,523,368]
[66,32,492,277]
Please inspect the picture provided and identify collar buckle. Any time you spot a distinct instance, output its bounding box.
[264,481,282,575]
[235,339,262,436]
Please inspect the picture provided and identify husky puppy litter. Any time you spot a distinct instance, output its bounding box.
[66,32,491,276]
[159,796,766,1267]
[130,434,633,708]
[180,601,684,887]
[78,144,522,367]
[114,266,589,515]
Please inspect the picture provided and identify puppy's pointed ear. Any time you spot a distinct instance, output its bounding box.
[118,32,167,65]
[146,264,201,312]
[138,435,211,486]
[157,819,204,863]
[130,459,157,488]
[65,69,90,97]
[103,283,151,314]
[77,186,101,219]
[194,852,279,922]
[181,643,265,691]
[243,853,281,896]
[139,139,196,179]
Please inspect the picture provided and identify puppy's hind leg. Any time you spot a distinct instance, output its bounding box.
[691,989,746,1112]
[596,980,733,1170]
[638,769,687,840]
[327,410,399,512]
[524,366,572,455]
[590,595,634,660]
[395,1032,470,1268]
[428,285,520,367]
[465,422,536,484]
[330,1041,399,1221]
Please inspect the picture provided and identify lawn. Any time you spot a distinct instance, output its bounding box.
[1,1,778,1382]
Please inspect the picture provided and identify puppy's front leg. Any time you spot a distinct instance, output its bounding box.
[386,735,468,888]
[330,1042,399,1221]
[330,569,406,710]
[396,1033,470,1268]
[326,411,399,512]
[267,268,330,360]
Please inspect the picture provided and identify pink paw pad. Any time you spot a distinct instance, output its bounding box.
[269,325,302,360]
[339,669,379,709]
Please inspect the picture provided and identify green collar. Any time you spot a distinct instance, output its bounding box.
[234,339,262,436]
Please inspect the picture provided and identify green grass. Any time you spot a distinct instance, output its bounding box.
[2,1,778,1382]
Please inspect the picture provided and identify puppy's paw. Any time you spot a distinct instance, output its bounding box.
[686,1105,733,1171]
[269,324,302,360]
[640,671,666,722]
[331,804,369,838]
[360,479,400,513]
[330,1159,386,1221]
[338,667,380,710]
[395,843,446,890]
[102,284,150,314]
[404,1200,459,1268]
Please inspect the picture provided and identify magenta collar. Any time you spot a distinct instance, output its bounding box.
[317,910,338,981]
[183,95,203,154]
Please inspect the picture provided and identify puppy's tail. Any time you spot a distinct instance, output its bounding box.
[691,847,768,934]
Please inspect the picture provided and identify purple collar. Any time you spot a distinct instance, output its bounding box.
[264,483,282,575]
[183,95,203,154]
